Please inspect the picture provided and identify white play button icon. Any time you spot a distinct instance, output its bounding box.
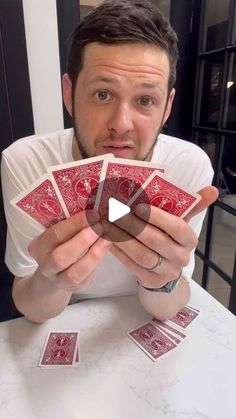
[85,175,150,242]
[108,197,130,222]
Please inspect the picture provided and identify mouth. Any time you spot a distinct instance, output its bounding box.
[101,144,134,158]
[103,143,133,148]
[102,143,134,150]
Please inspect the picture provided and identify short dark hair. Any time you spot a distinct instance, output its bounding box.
[67,0,178,93]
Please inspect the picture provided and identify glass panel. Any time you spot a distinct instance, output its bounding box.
[197,210,209,254]
[224,53,236,130]
[220,136,236,196]
[232,7,236,44]
[198,55,224,127]
[192,255,203,285]
[151,1,170,19]
[80,0,100,5]
[80,0,100,19]
[194,131,216,166]
[209,206,236,278]
[80,0,171,19]
[203,0,230,51]
[207,268,231,309]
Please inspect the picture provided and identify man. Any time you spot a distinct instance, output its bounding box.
[1,0,218,323]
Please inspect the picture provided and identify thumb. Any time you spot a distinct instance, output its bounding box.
[185,185,219,222]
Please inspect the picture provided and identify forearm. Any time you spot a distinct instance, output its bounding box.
[12,269,72,323]
[138,276,190,321]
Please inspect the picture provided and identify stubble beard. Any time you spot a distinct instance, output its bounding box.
[72,106,166,162]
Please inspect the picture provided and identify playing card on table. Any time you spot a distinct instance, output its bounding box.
[128,170,201,218]
[151,317,187,344]
[11,175,67,228]
[168,305,200,329]
[151,324,183,346]
[127,322,177,362]
[95,158,167,218]
[39,332,79,369]
[186,304,200,313]
[48,154,113,216]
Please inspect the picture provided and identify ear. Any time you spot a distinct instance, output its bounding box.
[62,73,73,116]
[163,88,175,125]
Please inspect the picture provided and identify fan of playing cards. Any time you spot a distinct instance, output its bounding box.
[11,154,201,228]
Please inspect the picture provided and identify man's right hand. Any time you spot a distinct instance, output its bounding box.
[28,210,112,293]
[12,210,111,322]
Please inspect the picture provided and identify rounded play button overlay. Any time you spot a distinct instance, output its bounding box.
[85,176,150,242]
[108,197,130,222]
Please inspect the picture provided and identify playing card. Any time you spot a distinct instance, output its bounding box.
[186,304,200,313]
[39,332,79,368]
[128,322,177,362]
[95,158,167,218]
[151,318,187,342]
[168,306,200,329]
[48,154,113,216]
[128,170,201,218]
[11,175,67,228]
[151,324,183,346]
[74,349,80,365]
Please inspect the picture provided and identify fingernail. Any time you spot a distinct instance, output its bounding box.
[135,203,149,218]
[92,222,103,236]
[100,219,109,233]
[86,210,100,224]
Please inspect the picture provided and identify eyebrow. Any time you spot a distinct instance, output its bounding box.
[135,81,163,90]
[88,76,118,85]
[88,76,165,93]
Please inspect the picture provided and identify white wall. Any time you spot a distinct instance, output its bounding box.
[22,0,64,134]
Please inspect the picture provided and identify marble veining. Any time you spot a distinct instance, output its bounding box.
[0,280,236,419]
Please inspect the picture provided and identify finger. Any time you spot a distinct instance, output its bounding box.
[110,210,187,253]
[57,236,112,289]
[61,272,96,293]
[105,219,187,269]
[103,220,159,269]
[40,223,103,276]
[110,244,170,288]
[102,218,134,242]
[184,186,219,222]
[134,204,197,247]
[113,211,146,238]
[29,210,100,259]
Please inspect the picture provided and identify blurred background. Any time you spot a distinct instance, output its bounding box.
[0,0,235,320]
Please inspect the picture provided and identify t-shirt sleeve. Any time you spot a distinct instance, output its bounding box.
[1,153,43,277]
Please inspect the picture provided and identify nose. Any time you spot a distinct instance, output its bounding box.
[107,102,134,136]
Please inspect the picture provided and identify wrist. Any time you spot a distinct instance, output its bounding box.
[13,270,71,322]
[138,270,182,293]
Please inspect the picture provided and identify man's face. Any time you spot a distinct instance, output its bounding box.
[63,42,175,161]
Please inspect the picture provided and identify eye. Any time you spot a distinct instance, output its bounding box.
[138,97,154,107]
[95,90,111,101]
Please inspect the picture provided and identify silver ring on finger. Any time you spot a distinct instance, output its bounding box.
[147,254,163,272]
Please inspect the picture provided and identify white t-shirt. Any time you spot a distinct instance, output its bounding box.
[1,129,213,299]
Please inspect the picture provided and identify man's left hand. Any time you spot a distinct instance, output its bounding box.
[102,185,218,288]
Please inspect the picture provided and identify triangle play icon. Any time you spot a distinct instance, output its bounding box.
[108,197,130,222]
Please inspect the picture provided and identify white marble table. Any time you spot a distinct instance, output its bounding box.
[1,280,236,419]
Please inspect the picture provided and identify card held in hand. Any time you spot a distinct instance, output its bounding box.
[95,158,167,218]
[128,170,201,218]
[11,175,67,228]
[48,154,113,216]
